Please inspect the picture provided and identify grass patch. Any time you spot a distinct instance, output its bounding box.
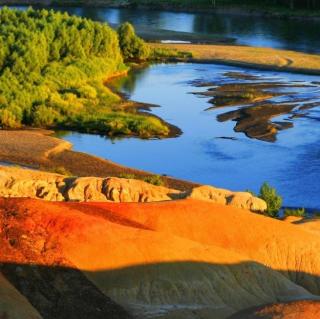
[150,47,193,61]
[119,173,166,186]
[143,174,165,186]
[51,166,73,176]
[284,207,306,218]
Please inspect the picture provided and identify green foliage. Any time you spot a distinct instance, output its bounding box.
[0,7,169,137]
[119,173,137,179]
[258,182,282,218]
[118,22,150,61]
[50,166,73,176]
[150,47,193,60]
[284,207,306,217]
[143,175,165,186]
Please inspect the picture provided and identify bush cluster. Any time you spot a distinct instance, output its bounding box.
[0,7,169,137]
[118,22,150,61]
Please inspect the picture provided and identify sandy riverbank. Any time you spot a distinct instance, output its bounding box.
[152,43,320,75]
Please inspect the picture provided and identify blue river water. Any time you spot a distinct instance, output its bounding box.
[63,63,320,208]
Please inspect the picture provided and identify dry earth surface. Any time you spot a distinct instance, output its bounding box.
[152,43,320,74]
[1,198,320,318]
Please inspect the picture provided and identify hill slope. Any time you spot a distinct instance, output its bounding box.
[1,198,320,318]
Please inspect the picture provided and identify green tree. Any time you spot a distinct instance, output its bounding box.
[118,22,150,61]
[0,7,169,138]
[259,182,282,218]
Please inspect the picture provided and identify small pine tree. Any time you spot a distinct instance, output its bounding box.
[259,182,282,218]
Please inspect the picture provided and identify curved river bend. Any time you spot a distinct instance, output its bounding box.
[9,6,320,207]
[63,63,320,209]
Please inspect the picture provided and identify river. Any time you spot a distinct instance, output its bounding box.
[10,5,320,208]
[63,63,320,208]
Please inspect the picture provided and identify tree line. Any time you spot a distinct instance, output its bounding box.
[0,7,170,137]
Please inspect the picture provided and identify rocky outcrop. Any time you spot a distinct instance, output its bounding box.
[0,166,266,212]
[186,185,267,212]
[66,177,179,202]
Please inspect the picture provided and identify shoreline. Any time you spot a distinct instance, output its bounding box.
[0,129,199,192]
[151,43,320,76]
[1,129,319,212]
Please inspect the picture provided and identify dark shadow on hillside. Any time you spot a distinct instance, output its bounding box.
[0,263,133,319]
[2,261,320,319]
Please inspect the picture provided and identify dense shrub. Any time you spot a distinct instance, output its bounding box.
[118,22,150,61]
[0,7,168,137]
[259,182,282,218]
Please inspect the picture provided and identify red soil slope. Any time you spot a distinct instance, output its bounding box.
[1,198,320,319]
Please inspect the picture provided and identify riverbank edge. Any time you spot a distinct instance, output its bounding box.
[178,58,320,76]
[0,129,198,191]
[151,43,320,76]
[3,1,320,21]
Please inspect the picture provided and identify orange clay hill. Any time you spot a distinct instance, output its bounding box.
[1,197,320,319]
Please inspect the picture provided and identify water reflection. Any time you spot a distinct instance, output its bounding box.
[10,6,320,53]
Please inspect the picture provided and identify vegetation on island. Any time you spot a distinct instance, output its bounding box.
[0,7,171,138]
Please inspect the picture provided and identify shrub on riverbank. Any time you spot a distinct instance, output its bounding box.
[0,7,169,137]
[259,182,282,218]
[118,22,150,61]
[150,47,193,61]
